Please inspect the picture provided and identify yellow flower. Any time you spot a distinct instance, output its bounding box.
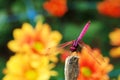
[109,28,120,46]
[77,45,113,80]
[110,47,120,58]
[8,21,62,62]
[109,28,120,58]
[3,53,57,80]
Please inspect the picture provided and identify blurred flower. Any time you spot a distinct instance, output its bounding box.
[110,47,120,58]
[8,21,62,62]
[109,28,120,46]
[109,28,120,58]
[3,21,63,80]
[60,50,70,62]
[77,45,113,80]
[43,0,68,17]
[97,0,120,18]
[3,53,57,80]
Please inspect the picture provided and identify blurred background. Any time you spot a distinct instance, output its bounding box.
[0,0,120,80]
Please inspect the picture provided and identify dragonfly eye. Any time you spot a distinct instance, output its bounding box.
[70,46,77,52]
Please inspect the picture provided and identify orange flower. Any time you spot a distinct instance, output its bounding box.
[43,0,68,17]
[97,0,120,18]
[109,28,120,58]
[77,45,113,80]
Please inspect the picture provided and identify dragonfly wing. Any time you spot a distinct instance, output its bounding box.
[46,41,74,55]
[78,41,105,65]
[57,40,74,49]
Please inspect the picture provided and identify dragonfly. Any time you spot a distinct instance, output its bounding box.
[58,21,104,65]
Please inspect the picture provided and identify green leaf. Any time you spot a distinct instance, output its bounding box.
[0,56,6,79]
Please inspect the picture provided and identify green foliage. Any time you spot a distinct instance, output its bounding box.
[0,56,6,79]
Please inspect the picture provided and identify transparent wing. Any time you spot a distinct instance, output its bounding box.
[57,40,74,49]
[78,41,105,65]
[46,40,74,55]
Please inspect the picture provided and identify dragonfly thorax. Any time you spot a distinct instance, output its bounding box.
[70,44,78,52]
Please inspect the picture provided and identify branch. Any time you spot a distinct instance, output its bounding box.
[64,55,79,80]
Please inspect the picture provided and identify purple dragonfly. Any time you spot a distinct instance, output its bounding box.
[59,21,90,51]
[58,21,104,64]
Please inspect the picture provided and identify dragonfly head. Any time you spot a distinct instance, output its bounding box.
[70,40,78,52]
[70,46,76,52]
[70,44,78,52]
[70,40,79,52]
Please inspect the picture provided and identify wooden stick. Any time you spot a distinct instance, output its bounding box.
[64,55,79,80]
